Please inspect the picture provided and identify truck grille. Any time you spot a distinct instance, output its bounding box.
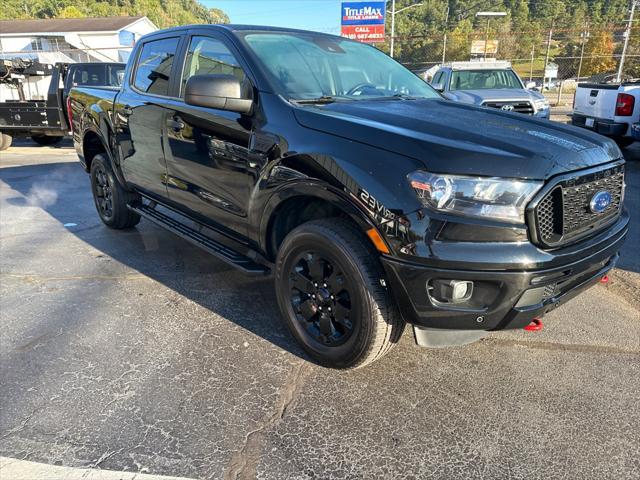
[532,164,625,247]
[482,100,534,114]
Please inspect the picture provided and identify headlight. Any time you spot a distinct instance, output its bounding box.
[408,171,543,223]
[534,98,549,110]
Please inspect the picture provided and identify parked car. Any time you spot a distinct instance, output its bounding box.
[0,61,125,150]
[572,82,639,148]
[430,61,550,119]
[69,25,628,369]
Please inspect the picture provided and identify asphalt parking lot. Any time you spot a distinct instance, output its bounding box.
[1,140,639,479]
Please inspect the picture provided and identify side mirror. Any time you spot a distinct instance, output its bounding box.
[185,74,253,114]
[525,81,536,90]
[431,82,444,92]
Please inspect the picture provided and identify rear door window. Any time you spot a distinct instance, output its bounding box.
[133,37,180,96]
[72,64,106,86]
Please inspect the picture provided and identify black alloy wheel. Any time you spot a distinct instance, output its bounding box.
[94,164,114,221]
[289,251,356,347]
[89,154,140,229]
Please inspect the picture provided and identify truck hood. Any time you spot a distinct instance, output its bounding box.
[446,88,545,104]
[292,98,620,180]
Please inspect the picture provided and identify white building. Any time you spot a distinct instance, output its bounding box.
[0,16,156,101]
[0,16,157,64]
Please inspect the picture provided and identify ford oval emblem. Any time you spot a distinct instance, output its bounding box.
[589,190,612,214]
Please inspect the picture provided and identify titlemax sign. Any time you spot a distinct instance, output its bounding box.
[341,2,386,25]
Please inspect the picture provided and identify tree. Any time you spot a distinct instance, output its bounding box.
[445,18,472,61]
[581,30,617,76]
[0,0,230,28]
[58,6,86,18]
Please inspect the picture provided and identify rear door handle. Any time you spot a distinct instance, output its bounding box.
[166,117,185,131]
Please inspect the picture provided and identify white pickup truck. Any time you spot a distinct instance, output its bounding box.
[572,82,639,148]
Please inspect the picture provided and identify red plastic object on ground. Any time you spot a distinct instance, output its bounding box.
[524,318,544,331]
[600,275,609,284]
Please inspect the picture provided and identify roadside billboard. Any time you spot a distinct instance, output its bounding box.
[471,39,499,55]
[341,1,386,43]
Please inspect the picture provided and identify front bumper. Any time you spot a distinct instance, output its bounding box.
[572,114,628,136]
[534,108,550,119]
[381,215,628,332]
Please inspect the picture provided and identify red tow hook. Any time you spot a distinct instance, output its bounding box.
[600,275,609,284]
[524,318,544,332]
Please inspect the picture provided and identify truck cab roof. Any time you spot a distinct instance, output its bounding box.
[442,61,512,71]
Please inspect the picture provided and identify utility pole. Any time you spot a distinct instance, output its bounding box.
[616,0,638,83]
[442,6,449,63]
[390,0,396,58]
[542,24,553,90]
[529,45,535,82]
[389,1,424,59]
[484,17,490,59]
[577,23,589,81]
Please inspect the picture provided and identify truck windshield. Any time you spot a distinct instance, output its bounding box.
[450,69,522,91]
[243,32,438,101]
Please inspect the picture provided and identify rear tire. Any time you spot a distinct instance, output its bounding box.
[0,133,12,151]
[31,135,63,146]
[275,218,404,369]
[90,154,141,229]
[614,137,634,148]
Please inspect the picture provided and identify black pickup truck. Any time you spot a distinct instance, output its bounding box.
[69,25,629,369]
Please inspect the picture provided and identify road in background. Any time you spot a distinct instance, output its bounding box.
[1,141,638,479]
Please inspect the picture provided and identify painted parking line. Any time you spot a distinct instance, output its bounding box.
[0,457,197,480]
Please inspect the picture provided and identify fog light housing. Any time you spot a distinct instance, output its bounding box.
[428,279,474,305]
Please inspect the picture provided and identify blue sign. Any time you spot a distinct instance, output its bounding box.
[589,190,612,214]
[341,1,386,26]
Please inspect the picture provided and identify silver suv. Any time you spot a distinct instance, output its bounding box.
[430,61,550,119]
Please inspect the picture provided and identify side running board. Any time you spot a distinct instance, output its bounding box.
[128,202,270,275]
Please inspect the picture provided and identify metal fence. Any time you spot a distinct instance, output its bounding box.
[389,27,640,85]
[1,26,638,90]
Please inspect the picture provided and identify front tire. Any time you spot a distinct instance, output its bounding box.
[31,135,63,146]
[275,218,404,369]
[90,154,141,229]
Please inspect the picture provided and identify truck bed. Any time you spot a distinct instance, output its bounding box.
[67,86,119,137]
[574,83,620,120]
[0,100,63,130]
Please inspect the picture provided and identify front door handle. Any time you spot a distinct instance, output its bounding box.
[166,118,185,131]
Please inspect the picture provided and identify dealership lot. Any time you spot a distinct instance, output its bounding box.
[1,142,639,479]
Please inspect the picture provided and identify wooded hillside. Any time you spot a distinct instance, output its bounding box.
[1,0,229,29]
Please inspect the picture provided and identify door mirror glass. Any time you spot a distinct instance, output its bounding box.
[184,74,253,114]
[431,82,444,92]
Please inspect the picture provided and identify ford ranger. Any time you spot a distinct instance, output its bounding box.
[69,25,629,369]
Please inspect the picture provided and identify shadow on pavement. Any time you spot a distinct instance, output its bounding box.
[0,161,309,362]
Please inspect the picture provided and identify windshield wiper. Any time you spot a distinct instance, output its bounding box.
[388,93,418,100]
[293,95,338,105]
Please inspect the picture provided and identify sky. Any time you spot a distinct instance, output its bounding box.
[202,0,345,34]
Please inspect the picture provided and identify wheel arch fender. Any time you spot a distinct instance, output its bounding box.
[80,115,128,189]
[258,180,383,260]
